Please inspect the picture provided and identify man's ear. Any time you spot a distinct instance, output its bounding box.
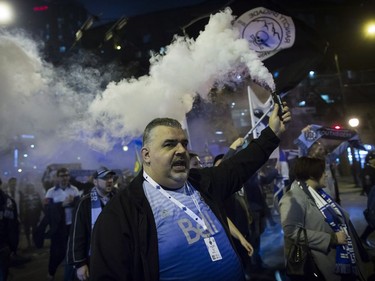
[141,147,150,165]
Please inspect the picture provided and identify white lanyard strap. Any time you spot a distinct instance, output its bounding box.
[143,171,208,231]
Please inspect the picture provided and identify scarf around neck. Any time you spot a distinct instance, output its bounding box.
[90,187,102,231]
[299,182,357,275]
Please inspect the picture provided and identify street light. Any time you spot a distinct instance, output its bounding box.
[363,21,375,38]
[348,117,359,128]
[0,1,13,25]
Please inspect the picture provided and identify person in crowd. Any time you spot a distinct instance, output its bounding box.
[279,156,369,281]
[4,176,33,268]
[6,178,20,214]
[244,171,272,271]
[361,185,375,249]
[69,174,95,196]
[44,167,80,280]
[213,143,254,280]
[19,182,43,249]
[294,125,360,205]
[90,103,291,281]
[361,150,375,196]
[66,167,118,281]
[360,150,375,247]
[306,141,342,203]
[195,153,253,259]
[215,138,276,273]
[6,178,17,200]
[0,177,19,281]
[188,152,202,169]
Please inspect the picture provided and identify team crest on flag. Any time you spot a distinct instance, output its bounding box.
[234,7,296,60]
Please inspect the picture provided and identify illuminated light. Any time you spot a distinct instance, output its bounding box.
[30,144,35,148]
[0,2,13,24]
[123,145,129,151]
[320,94,334,104]
[76,30,83,40]
[333,125,341,130]
[215,131,223,135]
[115,44,122,50]
[348,118,359,128]
[273,71,279,78]
[17,169,22,173]
[298,101,306,106]
[104,31,113,41]
[368,24,375,34]
[21,134,35,139]
[23,154,28,158]
[309,71,315,78]
[116,17,128,30]
[364,22,375,37]
[33,5,48,12]
[14,148,18,168]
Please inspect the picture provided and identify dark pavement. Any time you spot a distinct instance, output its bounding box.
[7,176,375,281]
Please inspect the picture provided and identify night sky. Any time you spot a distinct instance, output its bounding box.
[77,0,375,71]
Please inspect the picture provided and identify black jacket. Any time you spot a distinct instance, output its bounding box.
[66,188,117,268]
[0,189,19,252]
[66,192,93,268]
[90,127,280,281]
[362,164,375,195]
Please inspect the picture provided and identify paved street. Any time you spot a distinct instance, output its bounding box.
[7,176,375,281]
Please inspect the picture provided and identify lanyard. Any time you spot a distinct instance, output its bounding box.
[143,171,208,231]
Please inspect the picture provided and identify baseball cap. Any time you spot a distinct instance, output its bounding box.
[94,167,115,179]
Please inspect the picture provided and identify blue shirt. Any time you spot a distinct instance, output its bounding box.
[144,181,244,281]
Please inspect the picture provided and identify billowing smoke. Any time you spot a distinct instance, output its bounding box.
[80,8,274,151]
[0,8,273,175]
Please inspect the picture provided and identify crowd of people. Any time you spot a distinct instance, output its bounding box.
[0,102,374,281]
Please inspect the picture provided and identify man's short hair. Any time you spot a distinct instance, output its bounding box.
[56,167,69,177]
[307,141,327,159]
[142,118,182,146]
[189,152,199,158]
[8,177,16,182]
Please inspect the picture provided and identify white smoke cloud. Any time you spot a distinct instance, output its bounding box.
[0,8,273,174]
[77,8,274,150]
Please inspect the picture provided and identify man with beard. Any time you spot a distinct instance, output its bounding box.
[90,103,291,281]
[66,167,117,281]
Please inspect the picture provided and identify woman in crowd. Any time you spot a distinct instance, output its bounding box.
[279,156,369,281]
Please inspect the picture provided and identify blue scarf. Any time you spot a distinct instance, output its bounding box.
[314,188,357,275]
[90,188,102,231]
